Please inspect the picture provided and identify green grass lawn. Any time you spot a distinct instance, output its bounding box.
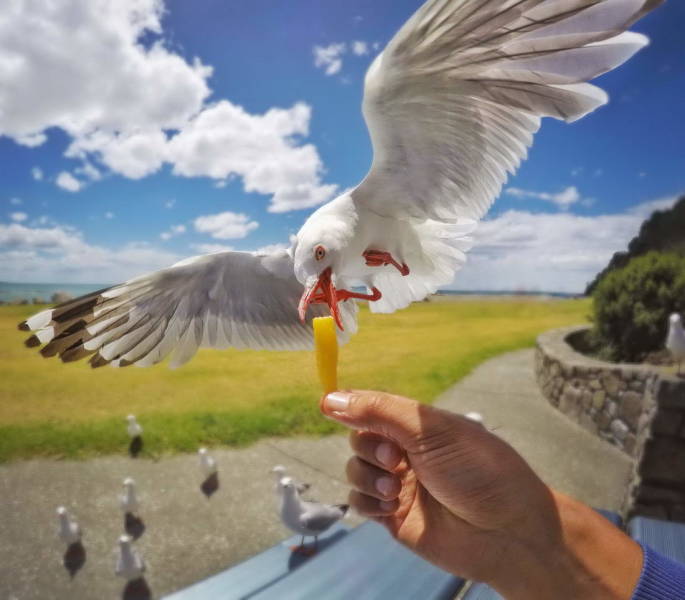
[0,298,589,461]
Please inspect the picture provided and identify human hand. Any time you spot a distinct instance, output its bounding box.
[321,390,642,600]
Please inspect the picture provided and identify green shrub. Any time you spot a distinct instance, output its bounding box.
[591,252,685,362]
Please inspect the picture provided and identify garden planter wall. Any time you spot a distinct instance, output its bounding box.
[535,326,685,523]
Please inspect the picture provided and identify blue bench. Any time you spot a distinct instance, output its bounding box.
[628,517,685,564]
[164,521,464,600]
[163,524,349,600]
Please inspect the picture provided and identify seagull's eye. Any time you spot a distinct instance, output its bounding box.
[314,245,326,261]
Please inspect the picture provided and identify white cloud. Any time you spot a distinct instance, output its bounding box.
[351,41,369,56]
[160,224,186,240]
[194,212,258,240]
[0,0,337,214]
[10,197,22,205]
[505,186,584,210]
[0,222,179,284]
[0,0,211,144]
[104,211,115,219]
[164,199,176,209]
[453,196,680,294]
[313,43,346,75]
[190,243,234,255]
[56,171,82,192]
[31,167,43,181]
[169,101,337,212]
[10,212,27,222]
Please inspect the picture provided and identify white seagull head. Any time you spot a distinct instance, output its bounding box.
[293,198,356,329]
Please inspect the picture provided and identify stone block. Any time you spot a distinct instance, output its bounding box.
[581,391,593,410]
[610,419,629,441]
[623,433,637,456]
[592,390,606,410]
[671,505,685,523]
[652,408,683,437]
[639,438,685,486]
[590,379,602,390]
[631,504,669,520]
[597,411,613,430]
[635,485,685,505]
[550,362,560,377]
[607,401,618,417]
[601,373,622,397]
[619,391,643,430]
[629,380,645,392]
[655,378,685,408]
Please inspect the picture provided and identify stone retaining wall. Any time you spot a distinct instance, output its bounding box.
[535,326,685,522]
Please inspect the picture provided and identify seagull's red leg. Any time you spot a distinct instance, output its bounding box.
[336,287,382,302]
[363,250,410,276]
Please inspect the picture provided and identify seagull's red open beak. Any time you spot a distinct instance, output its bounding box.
[298,267,344,330]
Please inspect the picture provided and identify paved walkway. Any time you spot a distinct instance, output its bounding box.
[0,349,632,600]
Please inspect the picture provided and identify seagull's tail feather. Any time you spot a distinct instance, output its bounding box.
[370,218,476,314]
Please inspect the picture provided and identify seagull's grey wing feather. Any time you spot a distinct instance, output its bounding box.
[353,0,660,223]
[19,250,358,368]
[299,503,343,532]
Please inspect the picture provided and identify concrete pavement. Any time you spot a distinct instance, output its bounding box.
[0,349,632,599]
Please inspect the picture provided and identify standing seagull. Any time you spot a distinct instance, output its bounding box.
[19,0,662,366]
[198,447,218,478]
[667,313,685,375]
[56,506,81,546]
[126,415,143,438]
[272,465,311,496]
[279,477,348,554]
[119,478,140,516]
[115,535,145,581]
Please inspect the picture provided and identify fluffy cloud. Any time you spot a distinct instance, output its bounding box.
[56,172,82,192]
[0,222,179,283]
[313,43,347,75]
[10,197,22,205]
[10,212,27,222]
[193,212,259,240]
[160,224,186,241]
[31,167,43,181]
[505,186,587,210]
[104,212,115,220]
[169,102,337,212]
[0,0,337,213]
[453,196,680,294]
[351,41,369,56]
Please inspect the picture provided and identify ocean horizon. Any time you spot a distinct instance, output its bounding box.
[0,281,578,304]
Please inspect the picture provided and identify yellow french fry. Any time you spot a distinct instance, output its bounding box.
[313,316,338,395]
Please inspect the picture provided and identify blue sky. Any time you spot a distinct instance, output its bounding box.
[0,0,683,292]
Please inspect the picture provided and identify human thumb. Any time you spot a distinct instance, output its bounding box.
[321,390,456,451]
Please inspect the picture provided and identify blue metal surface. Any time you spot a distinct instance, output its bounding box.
[462,582,504,599]
[628,517,685,565]
[162,523,349,600]
[249,521,465,600]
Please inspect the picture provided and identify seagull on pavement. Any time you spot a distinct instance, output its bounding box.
[56,506,81,546]
[115,535,145,581]
[667,313,685,375]
[272,465,311,496]
[279,477,348,554]
[19,0,662,367]
[198,447,218,478]
[120,478,140,516]
[126,415,143,438]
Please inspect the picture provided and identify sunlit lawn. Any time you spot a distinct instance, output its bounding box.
[0,298,589,461]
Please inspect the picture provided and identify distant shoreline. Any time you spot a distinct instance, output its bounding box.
[0,281,582,304]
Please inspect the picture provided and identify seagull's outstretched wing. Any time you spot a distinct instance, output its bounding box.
[353,0,660,223]
[19,250,357,368]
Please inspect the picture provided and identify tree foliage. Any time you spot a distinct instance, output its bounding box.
[586,196,685,295]
[591,252,685,362]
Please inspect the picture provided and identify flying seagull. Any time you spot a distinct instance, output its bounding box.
[19,0,661,368]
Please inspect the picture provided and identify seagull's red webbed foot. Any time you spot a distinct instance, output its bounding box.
[363,250,410,276]
[289,544,317,556]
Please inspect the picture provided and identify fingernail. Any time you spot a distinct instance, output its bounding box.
[379,500,396,512]
[375,442,396,467]
[375,476,395,497]
[324,392,351,413]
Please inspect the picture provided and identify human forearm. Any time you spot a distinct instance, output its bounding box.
[492,490,643,600]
